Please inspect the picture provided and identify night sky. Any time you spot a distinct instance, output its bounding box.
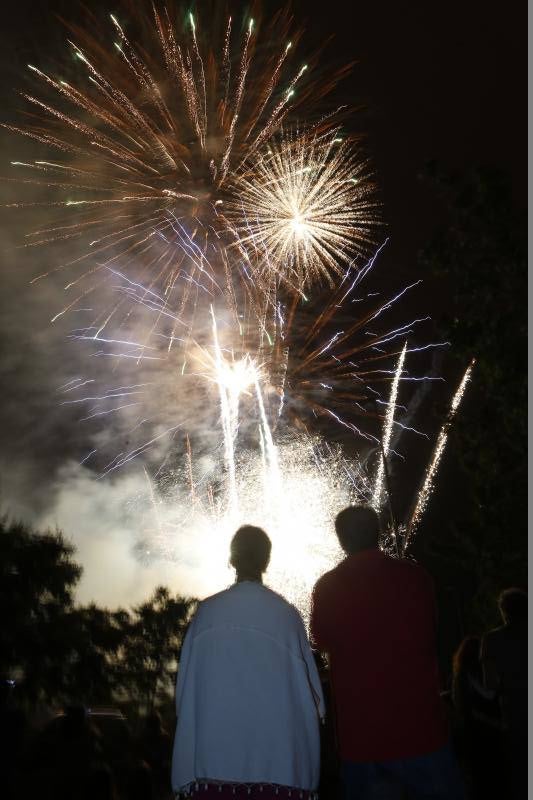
[0,0,526,606]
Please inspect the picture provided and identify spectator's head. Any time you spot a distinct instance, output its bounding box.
[498,587,527,625]
[230,525,271,581]
[335,506,380,555]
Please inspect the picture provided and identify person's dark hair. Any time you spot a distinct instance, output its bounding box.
[498,587,527,625]
[230,525,271,578]
[335,506,380,554]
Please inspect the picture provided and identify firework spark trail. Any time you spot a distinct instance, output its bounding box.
[211,308,239,515]
[254,370,283,509]
[268,239,452,440]
[98,421,186,478]
[371,341,407,510]
[404,358,476,551]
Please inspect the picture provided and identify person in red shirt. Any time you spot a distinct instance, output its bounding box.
[311,506,465,799]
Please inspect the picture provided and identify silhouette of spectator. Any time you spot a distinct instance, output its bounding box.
[311,506,465,799]
[125,759,154,800]
[82,761,118,800]
[0,678,29,800]
[481,588,527,800]
[88,709,134,799]
[452,636,503,799]
[29,704,106,800]
[138,711,172,797]
[171,525,324,799]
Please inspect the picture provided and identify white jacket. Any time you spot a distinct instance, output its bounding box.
[171,581,325,793]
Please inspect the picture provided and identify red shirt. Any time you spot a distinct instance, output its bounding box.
[310,549,448,762]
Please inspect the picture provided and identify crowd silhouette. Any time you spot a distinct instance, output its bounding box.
[1,509,527,799]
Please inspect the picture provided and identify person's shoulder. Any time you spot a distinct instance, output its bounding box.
[383,554,435,590]
[389,554,432,578]
[193,585,234,617]
[261,583,302,619]
[480,625,506,658]
[482,625,506,645]
[200,582,297,616]
[313,562,343,594]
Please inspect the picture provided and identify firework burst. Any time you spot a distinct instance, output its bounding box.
[4,4,371,348]
[227,128,379,292]
[3,3,474,609]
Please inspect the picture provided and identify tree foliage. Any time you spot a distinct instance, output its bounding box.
[121,587,197,712]
[1,517,196,710]
[0,517,81,702]
[419,165,527,627]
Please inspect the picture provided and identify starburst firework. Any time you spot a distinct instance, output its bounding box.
[227,128,379,292]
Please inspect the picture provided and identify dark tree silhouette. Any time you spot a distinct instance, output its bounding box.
[61,604,129,706]
[121,587,197,713]
[0,517,82,703]
[1,518,197,712]
[418,165,526,628]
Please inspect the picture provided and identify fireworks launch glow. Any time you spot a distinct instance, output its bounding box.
[141,433,361,623]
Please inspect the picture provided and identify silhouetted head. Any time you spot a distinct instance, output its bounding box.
[498,587,527,625]
[335,506,380,555]
[230,525,271,581]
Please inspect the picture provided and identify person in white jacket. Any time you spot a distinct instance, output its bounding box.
[171,525,325,799]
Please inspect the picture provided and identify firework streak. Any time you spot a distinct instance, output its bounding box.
[404,359,476,552]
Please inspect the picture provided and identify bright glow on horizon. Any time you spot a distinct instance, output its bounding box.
[141,434,355,624]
